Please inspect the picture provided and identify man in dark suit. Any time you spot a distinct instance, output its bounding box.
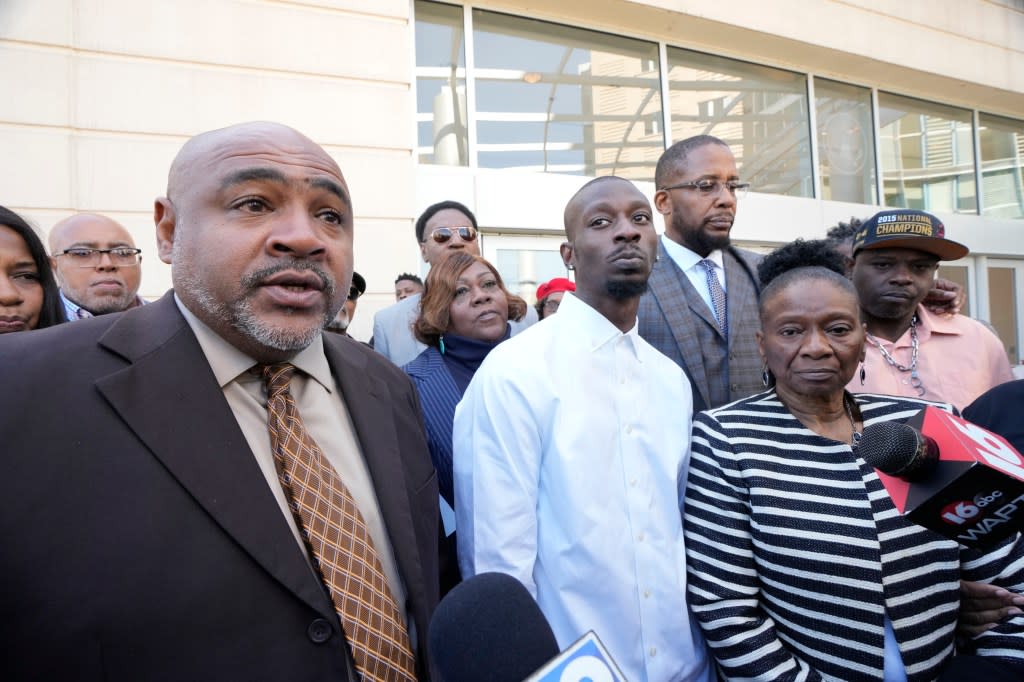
[638,135,763,411]
[0,122,440,681]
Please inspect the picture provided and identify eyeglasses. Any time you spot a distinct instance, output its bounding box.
[429,226,478,244]
[660,179,750,200]
[55,247,142,267]
[542,299,561,313]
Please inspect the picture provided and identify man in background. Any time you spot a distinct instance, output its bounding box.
[639,135,762,411]
[394,272,423,301]
[851,208,1012,410]
[372,200,534,367]
[49,212,145,319]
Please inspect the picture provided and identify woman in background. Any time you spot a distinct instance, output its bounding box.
[404,252,526,509]
[0,205,65,333]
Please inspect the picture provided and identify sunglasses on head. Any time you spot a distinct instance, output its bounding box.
[429,226,478,244]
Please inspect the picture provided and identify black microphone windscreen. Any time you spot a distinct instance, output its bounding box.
[428,572,559,682]
[859,421,935,479]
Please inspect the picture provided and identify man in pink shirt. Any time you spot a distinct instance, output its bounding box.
[849,209,1012,411]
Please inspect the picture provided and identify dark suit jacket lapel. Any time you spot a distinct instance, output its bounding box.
[94,293,334,617]
[325,340,427,618]
[723,247,759,353]
[649,242,714,408]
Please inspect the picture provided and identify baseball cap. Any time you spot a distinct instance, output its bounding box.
[536,277,576,301]
[852,209,968,261]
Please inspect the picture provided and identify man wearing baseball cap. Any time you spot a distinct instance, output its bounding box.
[849,208,1012,409]
[534,277,575,319]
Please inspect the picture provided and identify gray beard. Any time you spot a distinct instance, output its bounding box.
[173,242,336,352]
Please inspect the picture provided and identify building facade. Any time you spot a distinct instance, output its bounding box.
[2,0,1023,355]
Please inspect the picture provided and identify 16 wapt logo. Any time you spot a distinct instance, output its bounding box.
[526,631,627,682]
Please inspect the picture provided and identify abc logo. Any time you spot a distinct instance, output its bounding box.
[941,491,1003,525]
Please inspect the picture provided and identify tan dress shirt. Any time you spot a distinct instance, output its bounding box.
[174,296,408,622]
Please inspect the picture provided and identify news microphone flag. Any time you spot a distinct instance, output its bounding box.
[870,406,1024,548]
[525,631,627,682]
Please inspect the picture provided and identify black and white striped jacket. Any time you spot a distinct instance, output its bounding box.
[684,390,1024,681]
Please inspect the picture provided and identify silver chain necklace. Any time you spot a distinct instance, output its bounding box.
[866,315,925,396]
[844,395,862,447]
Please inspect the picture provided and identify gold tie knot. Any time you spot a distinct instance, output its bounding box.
[261,363,296,398]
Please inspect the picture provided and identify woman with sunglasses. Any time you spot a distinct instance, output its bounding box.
[0,206,66,333]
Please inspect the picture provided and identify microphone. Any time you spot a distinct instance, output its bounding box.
[859,406,1024,548]
[428,572,626,682]
[428,572,558,681]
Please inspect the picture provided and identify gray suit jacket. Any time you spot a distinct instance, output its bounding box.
[638,241,763,411]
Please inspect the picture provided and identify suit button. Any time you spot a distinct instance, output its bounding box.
[308,618,333,643]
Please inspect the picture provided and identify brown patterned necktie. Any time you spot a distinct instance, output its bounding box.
[262,363,416,682]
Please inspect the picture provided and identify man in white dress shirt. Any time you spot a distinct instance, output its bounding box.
[454,176,713,682]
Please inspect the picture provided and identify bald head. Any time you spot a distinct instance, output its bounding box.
[166,121,344,203]
[49,213,134,254]
[563,176,640,240]
[154,121,354,363]
[559,176,657,327]
[49,213,142,316]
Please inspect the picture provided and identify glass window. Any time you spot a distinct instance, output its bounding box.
[482,233,569,304]
[415,1,468,166]
[877,93,976,213]
[814,79,876,204]
[665,47,812,197]
[978,113,1024,219]
[470,9,663,180]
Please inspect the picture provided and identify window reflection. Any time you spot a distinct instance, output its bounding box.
[471,9,663,180]
[666,47,812,198]
[979,113,1024,219]
[415,1,468,166]
[878,93,975,213]
[815,79,876,204]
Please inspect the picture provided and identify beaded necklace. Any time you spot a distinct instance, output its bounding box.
[865,315,925,397]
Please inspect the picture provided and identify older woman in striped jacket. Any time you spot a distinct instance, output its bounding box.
[683,240,1024,681]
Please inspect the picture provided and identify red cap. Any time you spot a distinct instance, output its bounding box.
[536,277,576,301]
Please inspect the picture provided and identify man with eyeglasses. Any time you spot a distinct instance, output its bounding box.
[48,213,146,319]
[639,135,763,411]
[371,199,536,367]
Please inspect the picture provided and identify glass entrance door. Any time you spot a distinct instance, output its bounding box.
[986,259,1024,369]
[481,232,570,305]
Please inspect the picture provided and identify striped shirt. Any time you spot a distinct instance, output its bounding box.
[684,390,1024,681]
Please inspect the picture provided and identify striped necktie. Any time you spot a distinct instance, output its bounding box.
[700,258,728,339]
[262,363,416,682]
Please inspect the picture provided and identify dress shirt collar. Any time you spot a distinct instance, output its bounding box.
[914,304,962,342]
[173,293,333,391]
[660,234,725,274]
[557,292,641,359]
